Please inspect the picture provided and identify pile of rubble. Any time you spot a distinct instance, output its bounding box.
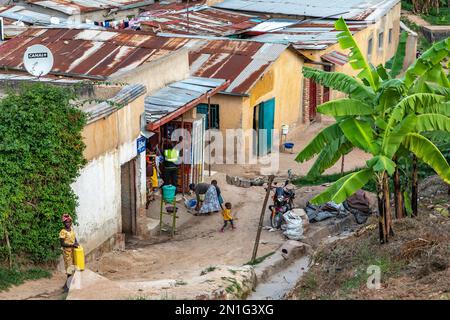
[226,175,267,188]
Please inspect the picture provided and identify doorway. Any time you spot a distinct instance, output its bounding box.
[253,98,275,156]
[121,159,137,238]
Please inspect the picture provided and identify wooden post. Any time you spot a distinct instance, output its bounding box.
[181,114,185,196]
[251,175,275,264]
[208,97,212,177]
[340,155,345,175]
[5,230,12,269]
[412,154,418,217]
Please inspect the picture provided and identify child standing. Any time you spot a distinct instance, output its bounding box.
[220,202,235,232]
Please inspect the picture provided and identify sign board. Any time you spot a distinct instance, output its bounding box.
[137,136,147,154]
[23,45,54,77]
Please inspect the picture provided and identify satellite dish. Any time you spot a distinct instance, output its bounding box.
[23,44,54,77]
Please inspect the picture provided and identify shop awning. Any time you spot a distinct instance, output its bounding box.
[144,77,229,131]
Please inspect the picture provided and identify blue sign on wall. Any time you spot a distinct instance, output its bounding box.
[137,136,147,154]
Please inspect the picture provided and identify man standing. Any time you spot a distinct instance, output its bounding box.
[162,142,179,187]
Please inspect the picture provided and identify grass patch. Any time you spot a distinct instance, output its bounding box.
[0,267,52,292]
[421,7,450,25]
[244,251,275,266]
[200,266,216,276]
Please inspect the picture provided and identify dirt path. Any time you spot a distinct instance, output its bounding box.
[90,172,286,282]
[0,272,67,300]
[212,117,371,178]
[401,10,430,27]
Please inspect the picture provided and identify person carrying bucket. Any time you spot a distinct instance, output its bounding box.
[59,214,79,292]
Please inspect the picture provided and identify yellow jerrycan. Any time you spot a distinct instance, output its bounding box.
[73,246,85,271]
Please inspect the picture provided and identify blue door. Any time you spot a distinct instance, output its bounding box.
[258,98,275,156]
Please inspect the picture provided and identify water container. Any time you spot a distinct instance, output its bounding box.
[73,246,85,271]
[162,185,176,202]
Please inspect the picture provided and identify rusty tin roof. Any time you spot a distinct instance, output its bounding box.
[188,39,290,95]
[0,28,190,80]
[139,4,264,36]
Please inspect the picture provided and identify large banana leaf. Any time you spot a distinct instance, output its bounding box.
[386,93,445,130]
[424,102,450,116]
[416,114,450,133]
[403,133,450,184]
[317,98,373,117]
[383,115,417,158]
[404,38,450,89]
[387,32,408,78]
[335,18,380,90]
[306,136,353,178]
[339,118,379,155]
[295,123,343,162]
[302,67,376,103]
[311,168,374,205]
[367,155,396,176]
[421,82,450,96]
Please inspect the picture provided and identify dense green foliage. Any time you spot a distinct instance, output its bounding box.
[0,84,86,265]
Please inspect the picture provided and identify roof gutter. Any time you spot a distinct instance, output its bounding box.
[146,79,230,131]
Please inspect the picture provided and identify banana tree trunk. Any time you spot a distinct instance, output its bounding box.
[383,172,394,237]
[341,156,345,175]
[377,173,393,244]
[393,158,405,219]
[412,154,418,217]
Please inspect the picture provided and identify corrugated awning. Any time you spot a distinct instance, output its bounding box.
[321,50,349,66]
[145,77,229,131]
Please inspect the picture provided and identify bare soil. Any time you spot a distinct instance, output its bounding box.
[289,176,450,300]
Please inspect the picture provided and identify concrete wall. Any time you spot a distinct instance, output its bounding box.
[73,97,146,254]
[110,48,190,95]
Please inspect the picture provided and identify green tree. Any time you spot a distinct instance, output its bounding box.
[0,83,86,266]
[296,18,450,243]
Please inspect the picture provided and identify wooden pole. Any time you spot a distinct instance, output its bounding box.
[208,97,211,177]
[181,114,185,195]
[251,175,275,263]
[412,154,418,217]
[340,155,345,175]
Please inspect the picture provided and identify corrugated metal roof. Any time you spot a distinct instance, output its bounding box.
[0,28,190,80]
[213,0,400,22]
[0,5,62,25]
[87,83,146,123]
[144,76,225,125]
[250,19,366,50]
[188,39,289,94]
[139,5,263,36]
[321,50,349,65]
[26,0,155,15]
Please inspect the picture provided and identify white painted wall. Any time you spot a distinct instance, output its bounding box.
[72,138,145,254]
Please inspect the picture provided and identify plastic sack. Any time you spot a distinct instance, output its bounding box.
[283,211,304,240]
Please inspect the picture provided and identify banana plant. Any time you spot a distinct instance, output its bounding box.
[296,18,450,243]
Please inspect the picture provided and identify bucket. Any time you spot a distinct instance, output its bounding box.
[162,185,176,202]
[73,246,85,271]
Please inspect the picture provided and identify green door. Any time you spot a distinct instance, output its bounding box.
[258,98,275,156]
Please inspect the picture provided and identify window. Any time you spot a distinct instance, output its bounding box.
[378,32,384,50]
[388,28,393,44]
[197,104,220,129]
[367,38,373,58]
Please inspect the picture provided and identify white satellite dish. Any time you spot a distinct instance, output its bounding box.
[23,44,54,77]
